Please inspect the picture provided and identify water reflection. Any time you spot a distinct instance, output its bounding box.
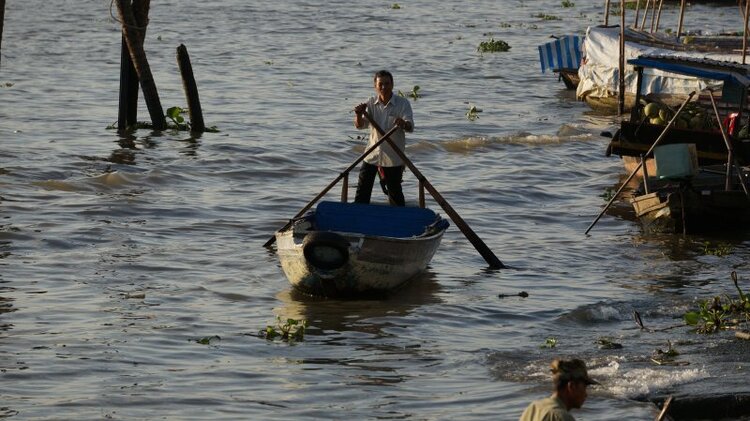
[0,228,16,323]
[178,132,202,157]
[273,271,443,335]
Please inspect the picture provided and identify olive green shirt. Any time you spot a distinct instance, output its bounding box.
[519,396,575,421]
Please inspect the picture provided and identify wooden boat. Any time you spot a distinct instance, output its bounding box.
[556,68,580,90]
[275,200,449,298]
[631,169,750,233]
[606,55,750,176]
[577,25,746,114]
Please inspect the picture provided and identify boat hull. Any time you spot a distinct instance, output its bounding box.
[276,229,444,298]
[274,201,448,298]
[632,187,750,234]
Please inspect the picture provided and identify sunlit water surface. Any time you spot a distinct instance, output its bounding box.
[1,1,749,420]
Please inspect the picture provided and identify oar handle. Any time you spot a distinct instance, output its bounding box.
[360,110,505,269]
[263,124,401,248]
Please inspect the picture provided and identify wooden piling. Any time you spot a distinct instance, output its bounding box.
[744,0,750,64]
[118,0,150,130]
[619,0,626,115]
[115,0,166,130]
[0,0,5,68]
[640,0,650,30]
[676,0,686,39]
[176,44,205,132]
[118,36,139,130]
[632,0,648,29]
[655,0,664,32]
[604,0,611,26]
[650,0,657,32]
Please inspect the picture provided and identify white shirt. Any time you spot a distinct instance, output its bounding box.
[359,94,414,167]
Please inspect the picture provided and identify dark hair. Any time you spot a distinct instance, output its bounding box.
[373,70,394,84]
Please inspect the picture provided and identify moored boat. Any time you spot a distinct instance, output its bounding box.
[275,200,449,298]
[631,169,750,233]
[577,25,746,114]
[606,55,750,176]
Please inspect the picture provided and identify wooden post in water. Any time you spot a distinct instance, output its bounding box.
[640,0,650,30]
[655,0,664,32]
[744,0,750,64]
[176,44,206,133]
[0,0,5,68]
[604,0,611,25]
[115,0,166,130]
[118,35,139,130]
[633,0,640,29]
[676,0,686,40]
[118,0,149,130]
[619,0,626,115]
[650,0,657,32]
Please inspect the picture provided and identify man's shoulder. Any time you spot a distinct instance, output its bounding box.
[520,397,575,421]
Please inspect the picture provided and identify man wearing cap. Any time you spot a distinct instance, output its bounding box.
[519,358,599,421]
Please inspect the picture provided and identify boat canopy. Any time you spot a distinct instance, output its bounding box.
[629,55,750,86]
[576,26,741,102]
[629,55,750,102]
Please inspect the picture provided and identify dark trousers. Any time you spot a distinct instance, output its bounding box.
[354,162,405,206]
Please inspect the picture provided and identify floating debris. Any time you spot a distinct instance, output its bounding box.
[498,291,529,299]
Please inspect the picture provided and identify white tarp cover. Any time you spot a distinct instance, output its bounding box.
[576,26,740,100]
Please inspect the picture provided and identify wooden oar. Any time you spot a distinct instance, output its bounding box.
[585,91,696,235]
[655,395,673,421]
[262,125,400,248]
[360,110,505,269]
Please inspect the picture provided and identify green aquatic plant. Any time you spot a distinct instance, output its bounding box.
[466,104,482,121]
[561,0,575,7]
[165,106,220,132]
[398,85,421,100]
[477,38,511,53]
[596,337,623,349]
[533,13,560,21]
[651,341,681,365]
[195,335,221,345]
[259,317,307,342]
[541,337,558,348]
[599,187,614,201]
[702,241,732,257]
[390,3,401,9]
[166,106,187,128]
[684,272,750,334]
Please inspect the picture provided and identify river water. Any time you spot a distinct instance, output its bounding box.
[2,1,749,420]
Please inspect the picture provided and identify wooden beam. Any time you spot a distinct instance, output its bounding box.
[176,44,206,132]
[115,0,166,130]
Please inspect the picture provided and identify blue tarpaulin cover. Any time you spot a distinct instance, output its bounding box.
[538,35,583,73]
[315,201,441,238]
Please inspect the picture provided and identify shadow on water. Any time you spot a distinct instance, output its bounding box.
[272,271,443,335]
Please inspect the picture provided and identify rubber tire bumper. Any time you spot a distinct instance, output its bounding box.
[302,232,350,270]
